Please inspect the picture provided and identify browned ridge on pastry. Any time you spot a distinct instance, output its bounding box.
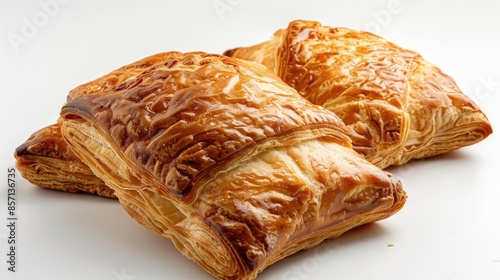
[225,20,493,169]
[60,51,406,279]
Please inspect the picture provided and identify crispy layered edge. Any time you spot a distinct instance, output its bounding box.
[61,114,407,279]
[14,123,115,198]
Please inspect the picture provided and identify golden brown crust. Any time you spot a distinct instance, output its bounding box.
[63,52,352,202]
[60,51,406,279]
[225,20,493,169]
[14,123,115,198]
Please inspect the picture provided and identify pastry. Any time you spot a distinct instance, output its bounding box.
[60,51,406,279]
[14,122,115,198]
[224,20,493,169]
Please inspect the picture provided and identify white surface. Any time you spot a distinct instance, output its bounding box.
[1,0,499,279]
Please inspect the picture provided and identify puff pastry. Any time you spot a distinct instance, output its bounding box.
[14,122,115,198]
[14,53,170,197]
[225,20,493,169]
[60,52,406,279]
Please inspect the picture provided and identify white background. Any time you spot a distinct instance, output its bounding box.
[1,0,499,279]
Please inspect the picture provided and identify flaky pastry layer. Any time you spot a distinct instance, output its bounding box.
[225,20,492,169]
[15,123,115,198]
[60,52,406,279]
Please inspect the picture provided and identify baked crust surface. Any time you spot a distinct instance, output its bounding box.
[60,52,406,279]
[225,20,492,168]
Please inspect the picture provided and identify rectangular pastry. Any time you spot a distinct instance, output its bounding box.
[59,51,406,279]
[225,20,492,169]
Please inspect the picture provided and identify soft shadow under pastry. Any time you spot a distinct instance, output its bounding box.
[224,20,493,169]
[60,51,406,279]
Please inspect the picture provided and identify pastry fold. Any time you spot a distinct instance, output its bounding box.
[15,122,115,198]
[59,51,406,279]
[225,20,492,169]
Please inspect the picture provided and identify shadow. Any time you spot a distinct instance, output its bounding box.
[24,184,211,279]
[384,148,483,194]
[385,149,473,174]
[23,180,399,279]
[63,197,211,279]
[332,222,390,244]
[259,222,390,279]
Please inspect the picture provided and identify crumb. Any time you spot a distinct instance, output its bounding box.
[387,243,394,247]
